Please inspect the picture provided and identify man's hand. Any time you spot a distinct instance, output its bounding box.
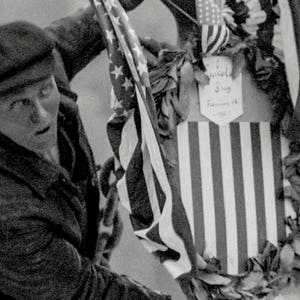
[90,0,144,13]
[119,0,144,11]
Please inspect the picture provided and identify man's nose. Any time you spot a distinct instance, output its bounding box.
[30,98,49,124]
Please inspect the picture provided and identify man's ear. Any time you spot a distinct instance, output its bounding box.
[119,0,144,11]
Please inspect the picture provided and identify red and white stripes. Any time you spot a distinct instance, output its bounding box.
[177,121,295,275]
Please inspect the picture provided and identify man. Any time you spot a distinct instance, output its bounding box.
[0,2,171,299]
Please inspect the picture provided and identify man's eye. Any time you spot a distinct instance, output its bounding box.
[40,82,53,97]
[9,99,29,110]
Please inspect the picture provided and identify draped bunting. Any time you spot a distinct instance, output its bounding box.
[91,0,196,279]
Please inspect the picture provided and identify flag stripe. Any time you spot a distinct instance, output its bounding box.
[271,125,285,242]
[288,0,300,108]
[198,122,217,257]
[152,166,167,213]
[280,134,296,236]
[260,123,278,246]
[118,111,138,169]
[280,1,300,140]
[141,143,162,222]
[206,25,221,54]
[117,174,132,213]
[230,123,248,272]
[207,25,228,55]
[240,123,258,259]
[279,0,299,107]
[136,88,194,277]
[126,147,154,229]
[251,123,267,252]
[220,125,238,274]
[146,223,166,247]
[189,122,205,255]
[210,122,227,271]
[177,123,195,240]
[107,115,126,161]
[201,26,209,54]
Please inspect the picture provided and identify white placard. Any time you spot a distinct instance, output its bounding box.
[199,56,243,126]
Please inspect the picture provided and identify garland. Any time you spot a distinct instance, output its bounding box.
[141,0,300,299]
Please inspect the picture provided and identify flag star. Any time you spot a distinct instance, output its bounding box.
[113,16,121,26]
[122,10,129,22]
[105,0,117,11]
[137,62,147,75]
[115,107,125,116]
[117,43,123,52]
[122,77,134,90]
[111,65,123,79]
[124,48,130,55]
[125,51,134,62]
[113,98,123,109]
[120,33,125,42]
[133,45,143,57]
[129,27,136,38]
[106,30,115,44]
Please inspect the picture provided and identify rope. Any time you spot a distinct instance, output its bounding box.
[163,0,200,27]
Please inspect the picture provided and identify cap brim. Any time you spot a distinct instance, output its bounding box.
[0,54,55,97]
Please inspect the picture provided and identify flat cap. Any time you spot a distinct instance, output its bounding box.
[0,21,56,95]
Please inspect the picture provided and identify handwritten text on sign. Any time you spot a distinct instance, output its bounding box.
[199,56,243,126]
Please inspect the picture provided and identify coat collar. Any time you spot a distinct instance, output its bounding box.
[0,94,77,199]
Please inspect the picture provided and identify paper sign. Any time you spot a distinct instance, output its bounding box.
[199,56,243,126]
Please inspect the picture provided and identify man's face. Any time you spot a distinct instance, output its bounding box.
[0,76,60,154]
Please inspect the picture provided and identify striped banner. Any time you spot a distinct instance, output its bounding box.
[177,122,296,275]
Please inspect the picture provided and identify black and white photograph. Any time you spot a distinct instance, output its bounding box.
[0,1,299,299]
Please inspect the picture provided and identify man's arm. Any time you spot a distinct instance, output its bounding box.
[0,217,170,300]
[45,1,144,81]
[119,0,144,11]
[45,5,104,81]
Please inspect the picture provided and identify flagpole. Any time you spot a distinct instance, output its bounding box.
[89,0,109,49]
[163,0,199,27]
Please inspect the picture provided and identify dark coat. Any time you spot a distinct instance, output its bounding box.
[0,6,170,300]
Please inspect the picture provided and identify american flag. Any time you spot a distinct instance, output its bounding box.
[195,0,230,55]
[92,0,196,278]
[178,122,295,275]
[177,121,295,275]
